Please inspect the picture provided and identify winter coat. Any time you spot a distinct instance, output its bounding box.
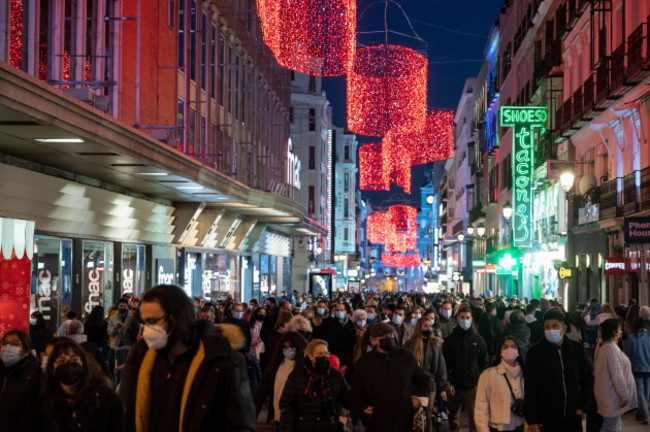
[527,319,544,346]
[84,322,108,351]
[319,317,357,370]
[438,316,457,339]
[392,322,414,347]
[442,326,489,391]
[624,328,650,373]
[37,385,125,432]
[249,321,264,361]
[0,356,41,432]
[403,337,448,393]
[524,336,593,427]
[478,314,502,357]
[224,316,252,351]
[279,365,351,432]
[107,313,128,349]
[594,341,637,417]
[351,348,432,432]
[29,323,53,355]
[119,321,256,432]
[474,362,525,432]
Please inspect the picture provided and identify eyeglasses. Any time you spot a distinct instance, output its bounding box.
[0,340,21,348]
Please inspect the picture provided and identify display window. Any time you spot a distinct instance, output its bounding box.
[81,240,114,316]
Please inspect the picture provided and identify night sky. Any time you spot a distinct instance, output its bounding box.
[323,0,504,207]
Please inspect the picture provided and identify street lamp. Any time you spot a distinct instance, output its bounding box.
[458,233,465,242]
[477,226,486,237]
[316,246,323,255]
[560,170,575,193]
[467,226,475,236]
[502,202,513,221]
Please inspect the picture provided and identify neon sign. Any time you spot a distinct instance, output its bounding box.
[500,106,547,247]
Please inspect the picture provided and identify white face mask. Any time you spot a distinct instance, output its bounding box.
[41,355,49,371]
[0,345,22,367]
[29,318,37,326]
[142,325,169,350]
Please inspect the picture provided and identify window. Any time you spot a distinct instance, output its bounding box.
[291,70,295,81]
[309,109,316,131]
[344,173,349,192]
[309,146,315,169]
[309,75,316,92]
[308,186,315,213]
[290,107,294,124]
[344,228,348,241]
[344,198,349,218]
[344,145,350,160]
[178,0,184,68]
[190,3,196,80]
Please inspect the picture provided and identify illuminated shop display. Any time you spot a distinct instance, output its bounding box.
[257,0,356,76]
[500,106,547,247]
[347,44,427,136]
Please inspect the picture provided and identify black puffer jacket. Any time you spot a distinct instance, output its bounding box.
[442,326,489,391]
[0,356,41,432]
[318,317,356,371]
[279,364,351,432]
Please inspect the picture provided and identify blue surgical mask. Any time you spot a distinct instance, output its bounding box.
[367,312,376,321]
[459,319,472,331]
[392,315,403,325]
[335,311,346,320]
[545,329,563,344]
[441,310,452,319]
[233,311,244,320]
[0,345,21,367]
[411,318,418,326]
[317,307,326,316]
[283,347,296,360]
[357,320,366,328]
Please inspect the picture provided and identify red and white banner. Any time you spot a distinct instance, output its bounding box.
[603,258,627,275]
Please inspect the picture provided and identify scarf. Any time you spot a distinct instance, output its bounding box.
[303,362,336,423]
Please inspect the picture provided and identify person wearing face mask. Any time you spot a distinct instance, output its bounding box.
[318,303,357,376]
[254,332,308,423]
[249,307,267,362]
[404,317,448,432]
[390,305,415,346]
[478,302,503,361]
[593,319,636,432]
[279,339,351,431]
[438,300,457,339]
[474,336,525,432]
[34,337,123,432]
[225,303,252,351]
[352,309,368,340]
[312,300,330,335]
[119,284,256,432]
[29,311,53,356]
[108,299,130,354]
[524,309,593,432]
[0,330,41,431]
[442,307,489,432]
[351,322,432,432]
[366,305,380,325]
[410,306,424,327]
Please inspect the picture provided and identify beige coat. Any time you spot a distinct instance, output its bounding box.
[474,362,524,432]
[594,341,637,418]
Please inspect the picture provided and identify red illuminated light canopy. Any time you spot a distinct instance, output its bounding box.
[381,252,420,267]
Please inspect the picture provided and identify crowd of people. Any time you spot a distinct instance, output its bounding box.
[1,286,649,432]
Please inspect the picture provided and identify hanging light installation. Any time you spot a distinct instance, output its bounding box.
[367,205,417,252]
[347,44,427,136]
[257,0,356,76]
[381,252,420,268]
[359,142,389,190]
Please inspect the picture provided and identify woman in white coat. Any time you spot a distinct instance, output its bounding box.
[594,318,637,432]
[474,335,525,432]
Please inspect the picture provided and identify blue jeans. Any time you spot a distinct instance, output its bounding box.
[635,373,650,421]
[599,416,621,432]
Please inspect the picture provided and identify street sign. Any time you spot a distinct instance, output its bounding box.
[558,267,572,278]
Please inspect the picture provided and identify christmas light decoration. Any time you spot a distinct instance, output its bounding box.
[381,252,420,267]
[359,142,389,191]
[10,0,23,69]
[390,205,416,232]
[257,0,356,77]
[347,44,427,137]
[367,205,417,252]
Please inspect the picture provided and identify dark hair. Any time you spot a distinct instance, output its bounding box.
[267,332,308,373]
[600,318,620,341]
[30,311,47,327]
[85,306,106,326]
[3,329,32,353]
[456,305,472,317]
[40,338,109,420]
[509,310,526,326]
[66,311,78,320]
[632,317,650,335]
[525,304,536,314]
[141,285,196,347]
[543,308,566,324]
[485,302,497,314]
[266,297,277,306]
[249,307,267,325]
[117,298,129,306]
[490,335,525,368]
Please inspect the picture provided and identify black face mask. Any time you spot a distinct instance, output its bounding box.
[379,338,397,353]
[257,315,266,322]
[54,362,84,385]
[313,356,330,371]
[421,330,433,339]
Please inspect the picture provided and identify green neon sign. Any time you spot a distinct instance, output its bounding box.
[500,106,547,248]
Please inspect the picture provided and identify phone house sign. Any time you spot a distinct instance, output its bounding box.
[500,106,547,248]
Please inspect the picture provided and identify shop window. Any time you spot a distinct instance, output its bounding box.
[82,240,114,318]
[121,244,146,298]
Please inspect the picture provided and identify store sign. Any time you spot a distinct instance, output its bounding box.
[558,267,572,278]
[122,269,134,294]
[286,138,301,190]
[156,259,175,284]
[85,268,101,314]
[500,106,547,248]
[37,269,53,321]
[625,217,650,244]
[604,258,627,275]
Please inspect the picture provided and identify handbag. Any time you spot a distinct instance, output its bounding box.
[502,373,525,418]
[411,406,427,432]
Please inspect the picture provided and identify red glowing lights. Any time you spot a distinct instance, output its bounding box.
[257,0,356,76]
[367,205,417,253]
[10,0,23,69]
[347,44,427,137]
[359,142,389,191]
[381,252,420,268]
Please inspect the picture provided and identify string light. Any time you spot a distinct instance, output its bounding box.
[347,44,427,137]
[257,0,356,76]
[381,252,420,267]
[367,205,417,252]
[359,142,389,191]
[10,0,23,69]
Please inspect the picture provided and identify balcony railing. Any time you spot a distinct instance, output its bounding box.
[572,87,583,123]
[595,58,614,108]
[610,43,627,94]
[624,171,640,216]
[583,74,596,118]
[599,177,623,220]
[546,40,562,72]
[627,21,649,82]
[561,98,573,134]
[641,166,650,212]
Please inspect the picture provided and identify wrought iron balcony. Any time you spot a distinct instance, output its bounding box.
[627,20,650,83]
[641,166,650,212]
[623,171,640,216]
[599,177,623,220]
